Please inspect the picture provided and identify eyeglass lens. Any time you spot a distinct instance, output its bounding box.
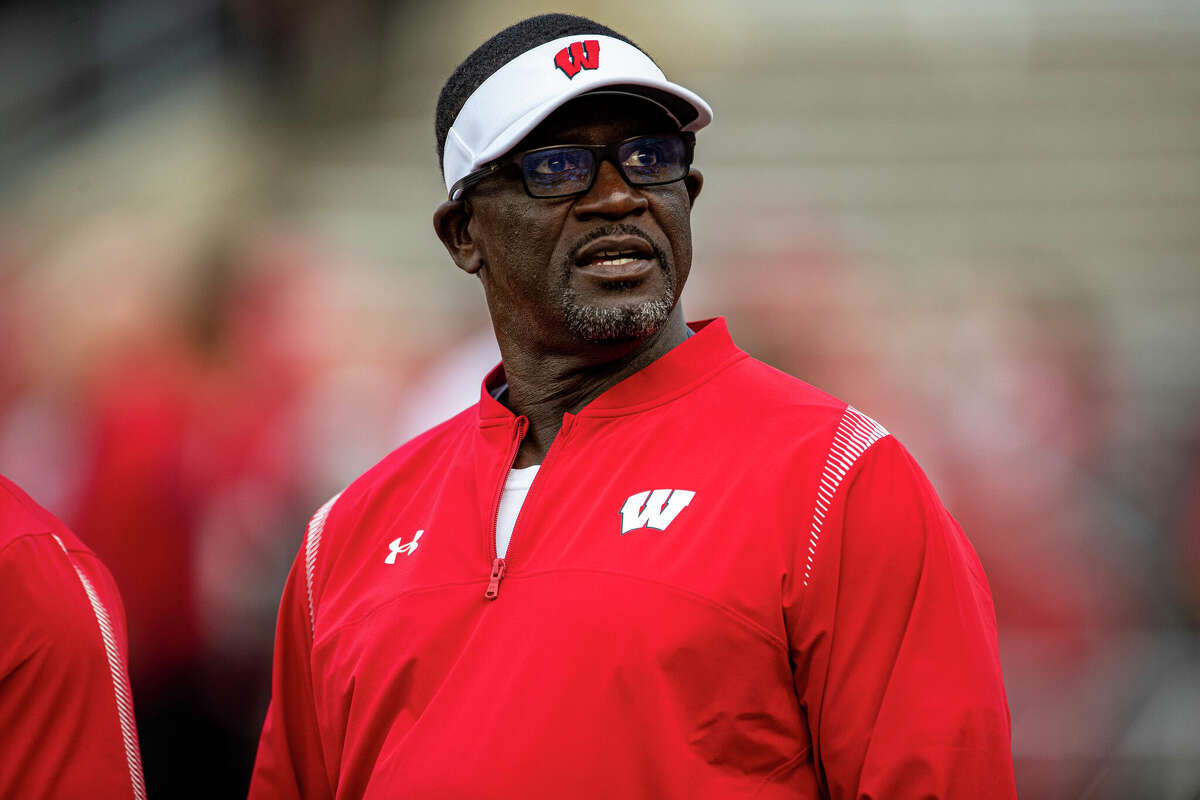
[519,135,688,198]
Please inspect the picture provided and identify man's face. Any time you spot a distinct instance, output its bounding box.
[448,94,702,350]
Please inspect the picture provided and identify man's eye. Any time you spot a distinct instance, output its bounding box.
[625,147,661,168]
[532,153,579,174]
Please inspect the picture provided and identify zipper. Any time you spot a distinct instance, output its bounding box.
[482,413,576,601]
[484,558,506,600]
[485,416,527,600]
[501,413,573,573]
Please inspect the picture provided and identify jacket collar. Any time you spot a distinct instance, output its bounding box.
[478,317,746,423]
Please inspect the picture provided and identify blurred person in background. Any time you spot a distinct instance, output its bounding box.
[0,473,146,799]
[185,230,399,791]
[54,221,217,797]
[249,13,1015,798]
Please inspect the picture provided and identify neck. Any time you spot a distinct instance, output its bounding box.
[497,308,689,467]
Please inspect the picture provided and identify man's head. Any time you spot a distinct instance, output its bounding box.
[432,14,711,351]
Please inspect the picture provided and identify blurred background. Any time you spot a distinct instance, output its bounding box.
[1,0,1198,797]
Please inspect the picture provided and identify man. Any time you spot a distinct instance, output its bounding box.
[0,474,146,799]
[250,14,1017,798]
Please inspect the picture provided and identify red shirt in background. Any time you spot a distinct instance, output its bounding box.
[0,474,146,799]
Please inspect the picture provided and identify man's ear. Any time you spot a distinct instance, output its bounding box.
[433,200,484,275]
[684,167,703,208]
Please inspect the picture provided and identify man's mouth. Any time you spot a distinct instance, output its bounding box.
[574,236,658,277]
[590,250,641,267]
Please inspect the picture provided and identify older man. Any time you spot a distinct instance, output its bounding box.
[249,14,1016,799]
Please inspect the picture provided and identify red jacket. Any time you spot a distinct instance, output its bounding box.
[0,475,146,800]
[250,318,1016,799]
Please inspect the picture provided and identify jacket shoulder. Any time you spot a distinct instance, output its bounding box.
[0,536,104,663]
[727,356,846,410]
[0,481,122,678]
[0,475,90,554]
[706,355,860,441]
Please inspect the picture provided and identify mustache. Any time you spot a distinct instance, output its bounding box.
[563,223,669,269]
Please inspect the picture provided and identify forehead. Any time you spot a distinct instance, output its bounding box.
[517,93,680,149]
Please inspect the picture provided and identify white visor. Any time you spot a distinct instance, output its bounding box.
[443,34,713,199]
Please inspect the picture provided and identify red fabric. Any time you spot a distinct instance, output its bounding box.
[249,318,1015,799]
[69,357,202,686]
[0,475,145,799]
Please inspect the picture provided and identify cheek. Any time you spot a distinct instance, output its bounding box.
[657,195,694,267]
[471,201,517,261]
[492,198,561,255]
[476,198,567,296]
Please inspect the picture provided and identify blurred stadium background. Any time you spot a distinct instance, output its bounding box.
[2,0,1198,797]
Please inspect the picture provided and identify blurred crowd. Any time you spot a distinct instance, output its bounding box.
[2,1,1198,798]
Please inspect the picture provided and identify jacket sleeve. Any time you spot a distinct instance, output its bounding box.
[788,433,1017,799]
[248,545,333,800]
[0,537,145,800]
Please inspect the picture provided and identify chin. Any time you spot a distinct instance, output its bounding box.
[561,295,674,343]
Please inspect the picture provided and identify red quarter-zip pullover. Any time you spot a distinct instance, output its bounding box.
[249,318,1016,799]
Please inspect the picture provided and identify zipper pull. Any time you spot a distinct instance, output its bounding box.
[484,557,506,600]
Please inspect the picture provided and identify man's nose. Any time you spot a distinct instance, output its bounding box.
[573,160,649,219]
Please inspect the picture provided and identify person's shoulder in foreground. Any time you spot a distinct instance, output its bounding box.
[0,474,146,800]
[249,12,1017,799]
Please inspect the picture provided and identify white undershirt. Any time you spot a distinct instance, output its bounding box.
[495,465,539,559]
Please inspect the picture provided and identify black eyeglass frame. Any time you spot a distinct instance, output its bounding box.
[449,131,696,201]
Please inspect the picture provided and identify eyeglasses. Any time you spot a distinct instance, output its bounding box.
[450,132,695,200]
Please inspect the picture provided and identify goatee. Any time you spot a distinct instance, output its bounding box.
[560,225,675,343]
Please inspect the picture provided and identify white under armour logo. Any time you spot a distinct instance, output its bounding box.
[384,530,423,564]
[619,490,695,534]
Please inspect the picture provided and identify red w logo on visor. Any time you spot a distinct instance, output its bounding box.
[554,40,600,79]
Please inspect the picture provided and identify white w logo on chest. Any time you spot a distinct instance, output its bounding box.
[619,490,696,534]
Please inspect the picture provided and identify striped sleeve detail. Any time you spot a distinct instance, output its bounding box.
[305,492,342,639]
[802,407,889,588]
[50,534,147,800]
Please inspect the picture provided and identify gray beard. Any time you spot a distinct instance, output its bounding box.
[558,224,676,343]
[560,282,675,343]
